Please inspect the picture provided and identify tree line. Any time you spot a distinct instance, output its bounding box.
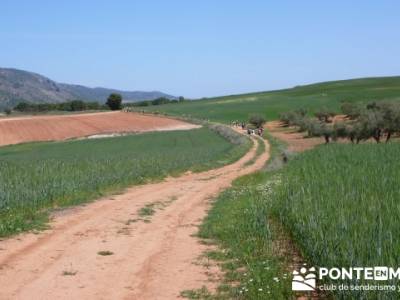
[11,94,185,113]
[125,96,185,107]
[279,102,400,143]
[14,100,105,112]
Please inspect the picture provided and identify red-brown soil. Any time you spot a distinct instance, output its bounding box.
[266,121,324,152]
[0,112,199,147]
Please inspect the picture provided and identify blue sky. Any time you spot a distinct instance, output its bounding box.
[1,1,399,98]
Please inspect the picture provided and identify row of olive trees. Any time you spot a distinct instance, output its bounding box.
[279,102,400,143]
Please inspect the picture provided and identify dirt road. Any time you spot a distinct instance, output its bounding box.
[0,111,199,147]
[266,121,323,152]
[0,134,269,300]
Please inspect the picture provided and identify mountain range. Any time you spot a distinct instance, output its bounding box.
[0,68,175,109]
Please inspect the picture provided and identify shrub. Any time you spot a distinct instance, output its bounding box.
[208,124,249,145]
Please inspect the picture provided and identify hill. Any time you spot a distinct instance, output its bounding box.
[0,68,175,109]
[141,76,400,123]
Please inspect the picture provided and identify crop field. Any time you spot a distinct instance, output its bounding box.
[138,77,400,123]
[193,126,400,299]
[271,143,400,299]
[0,127,249,237]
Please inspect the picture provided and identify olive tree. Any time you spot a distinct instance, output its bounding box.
[314,107,336,123]
[341,102,362,120]
[376,102,400,142]
[306,119,334,143]
[249,114,266,128]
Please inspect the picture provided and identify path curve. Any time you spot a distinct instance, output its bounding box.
[0,131,270,300]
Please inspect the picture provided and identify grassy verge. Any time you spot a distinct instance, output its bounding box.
[182,133,294,299]
[272,143,400,299]
[0,127,250,237]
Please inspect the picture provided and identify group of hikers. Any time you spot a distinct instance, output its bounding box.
[231,120,246,129]
[247,127,264,136]
[231,120,264,136]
